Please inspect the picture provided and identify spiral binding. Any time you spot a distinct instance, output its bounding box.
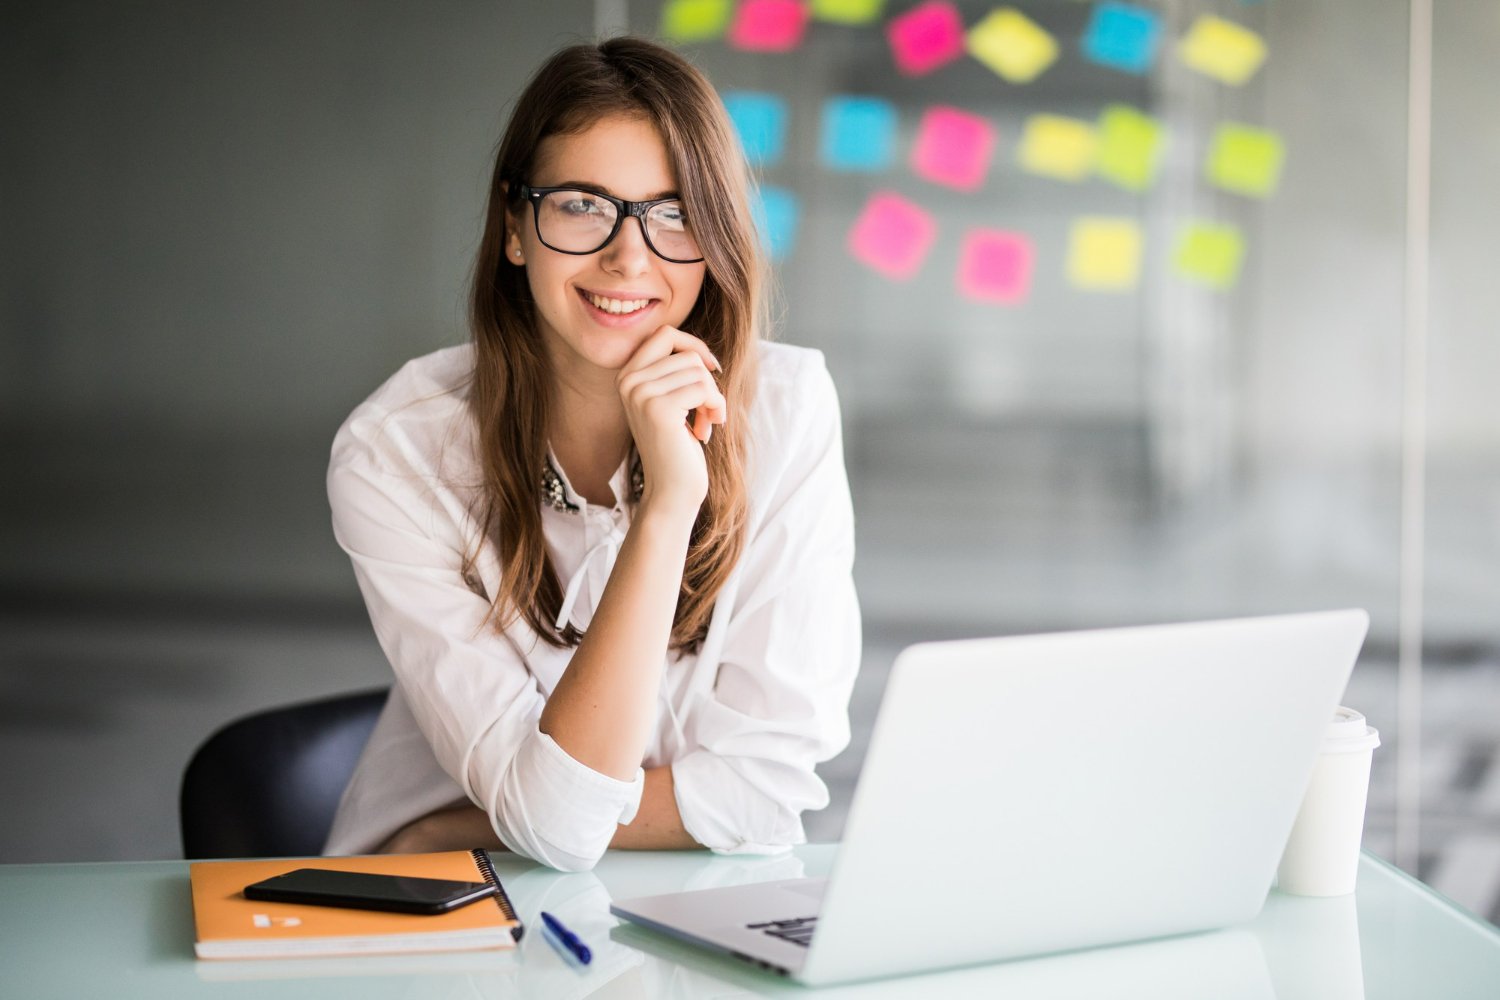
[469,848,525,940]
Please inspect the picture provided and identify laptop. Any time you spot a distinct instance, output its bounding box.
[611,609,1370,986]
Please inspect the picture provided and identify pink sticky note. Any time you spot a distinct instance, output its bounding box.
[886,1,966,76]
[729,0,810,52]
[847,192,937,280]
[958,229,1033,304]
[911,106,999,191]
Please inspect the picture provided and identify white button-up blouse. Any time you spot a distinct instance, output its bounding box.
[322,341,861,871]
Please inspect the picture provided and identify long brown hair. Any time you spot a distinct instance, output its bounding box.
[466,37,762,653]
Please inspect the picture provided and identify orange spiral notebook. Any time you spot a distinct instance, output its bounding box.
[189,849,523,959]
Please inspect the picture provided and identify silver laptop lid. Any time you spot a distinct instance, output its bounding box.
[800,609,1369,986]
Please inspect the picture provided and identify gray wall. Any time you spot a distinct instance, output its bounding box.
[3,0,594,604]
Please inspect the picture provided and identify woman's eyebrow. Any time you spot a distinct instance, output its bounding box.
[551,180,680,201]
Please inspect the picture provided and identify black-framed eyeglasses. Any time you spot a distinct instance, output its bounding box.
[520,185,704,264]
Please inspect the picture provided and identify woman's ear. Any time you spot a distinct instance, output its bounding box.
[501,182,525,266]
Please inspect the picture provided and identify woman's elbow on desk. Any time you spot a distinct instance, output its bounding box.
[376,799,613,872]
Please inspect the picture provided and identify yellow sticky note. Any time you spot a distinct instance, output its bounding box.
[1095,105,1166,193]
[1179,14,1267,86]
[811,0,885,24]
[1067,217,1143,291]
[1174,221,1245,290]
[1206,123,1285,198]
[1017,114,1097,182]
[661,0,733,43]
[966,8,1059,84]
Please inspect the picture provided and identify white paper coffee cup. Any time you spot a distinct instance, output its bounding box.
[1277,707,1380,896]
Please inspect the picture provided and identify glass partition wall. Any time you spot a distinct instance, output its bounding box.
[1422,0,1500,921]
[629,0,1495,918]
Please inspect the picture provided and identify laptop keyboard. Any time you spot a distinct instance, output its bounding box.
[747,915,818,947]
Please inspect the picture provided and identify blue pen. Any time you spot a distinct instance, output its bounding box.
[541,911,593,965]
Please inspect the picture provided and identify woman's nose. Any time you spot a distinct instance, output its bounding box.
[600,215,653,275]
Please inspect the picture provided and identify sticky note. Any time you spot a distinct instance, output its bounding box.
[1206,123,1285,197]
[958,229,1033,304]
[1095,104,1166,192]
[661,0,733,42]
[1081,3,1162,75]
[812,0,884,24]
[965,8,1059,84]
[723,92,789,167]
[821,96,898,171]
[728,0,810,53]
[753,186,800,260]
[1067,217,1143,291]
[847,192,937,280]
[1173,221,1245,289]
[1179,14,1267,85]
[886,1,966,76]
[1017,114,1097,182]
[910,106,998,192]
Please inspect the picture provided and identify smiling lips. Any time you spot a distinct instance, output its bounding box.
[583,289,654,316]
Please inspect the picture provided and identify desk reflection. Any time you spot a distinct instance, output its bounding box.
[1258,890,1366,1000]
[610,920,1275,999]
[192,851,1368,999]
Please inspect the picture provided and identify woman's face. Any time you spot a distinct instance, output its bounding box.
[507,115,708,381]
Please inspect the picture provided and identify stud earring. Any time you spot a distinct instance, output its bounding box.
[513,249,522,258]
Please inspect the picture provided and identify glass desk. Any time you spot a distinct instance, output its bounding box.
[2,846,1497,998]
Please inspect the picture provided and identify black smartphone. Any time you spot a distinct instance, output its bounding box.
[242,868,497,915]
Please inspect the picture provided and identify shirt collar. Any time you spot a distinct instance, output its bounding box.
[542,445,643,513]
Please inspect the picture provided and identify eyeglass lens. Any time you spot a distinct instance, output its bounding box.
[535,190,701,262]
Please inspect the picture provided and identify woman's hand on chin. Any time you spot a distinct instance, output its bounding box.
[615,325,726,519]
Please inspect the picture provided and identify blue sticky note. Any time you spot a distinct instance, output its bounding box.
[753,186,800,260]
[723,91,788,167]
[1081,2,1162,75]
[820,96,898,172]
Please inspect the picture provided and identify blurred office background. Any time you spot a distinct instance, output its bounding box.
[3,1,1497,922]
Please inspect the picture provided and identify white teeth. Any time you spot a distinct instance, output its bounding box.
[586,292,650,315]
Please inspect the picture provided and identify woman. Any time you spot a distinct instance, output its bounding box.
[323,37,860,872]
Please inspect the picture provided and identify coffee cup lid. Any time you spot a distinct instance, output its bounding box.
[1324,706,1380,753]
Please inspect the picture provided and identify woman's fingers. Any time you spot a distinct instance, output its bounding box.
[619,325,721,379]
[617,328,727,433]
[614,323,726,505]
[625,368,726,427]
[616,351,715,398]
[613,329,725,511]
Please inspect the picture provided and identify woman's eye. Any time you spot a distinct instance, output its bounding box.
[560,198,602,216]
[656,204,687,226]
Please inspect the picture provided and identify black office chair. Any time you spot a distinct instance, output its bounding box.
[180,687,389,859]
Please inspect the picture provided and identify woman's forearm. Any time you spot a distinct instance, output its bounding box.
[378,767,698,854]
[538,501,696,780]
[609,765,699,850]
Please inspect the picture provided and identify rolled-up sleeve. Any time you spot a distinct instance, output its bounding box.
[671,353,862,854]
[328,420,643,872]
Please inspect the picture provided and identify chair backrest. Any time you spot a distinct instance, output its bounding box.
[180,687,389,859]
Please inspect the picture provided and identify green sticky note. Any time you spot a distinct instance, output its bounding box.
[1174,221,1245,290]
[1206,123,1285,198]
[811,0,885,24]
[662,0,733,42]
[1095,105,1166,193]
